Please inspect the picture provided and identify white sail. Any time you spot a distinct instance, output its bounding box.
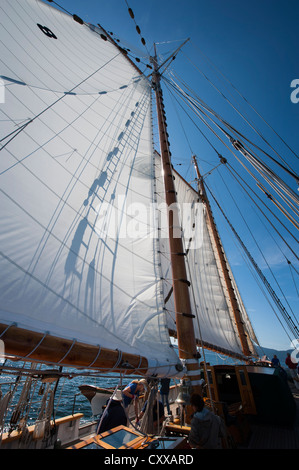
[0,0,179,372]
[155,152,257,357]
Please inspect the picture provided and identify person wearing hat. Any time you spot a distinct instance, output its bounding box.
[122,379,147,421]
[97,391,127,434]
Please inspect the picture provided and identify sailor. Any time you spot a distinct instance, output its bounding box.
[188,394,226,449]
[122,379,147,421]
[271,355,280,367]
[137,398,165,433]
[159,378,171,415]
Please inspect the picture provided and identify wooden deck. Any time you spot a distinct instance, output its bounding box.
[164,382,299,449]
[74,380,299,450]
[245,383,299,449]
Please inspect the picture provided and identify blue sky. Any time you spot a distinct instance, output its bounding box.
[51,0,298,352]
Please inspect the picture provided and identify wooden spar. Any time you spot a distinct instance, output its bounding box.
[192,155,252,357]
[0,323,148,374]
[168,329,247,362]
[152,48,202,397]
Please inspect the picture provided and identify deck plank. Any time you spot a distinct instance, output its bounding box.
[246,384,299,449]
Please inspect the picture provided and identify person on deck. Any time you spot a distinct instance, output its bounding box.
[271,355,280,367]
[160,378,171,416]
[188,393,225,449]
[137,399,165,434]
[285,353,299,390]
[122,379,147,421]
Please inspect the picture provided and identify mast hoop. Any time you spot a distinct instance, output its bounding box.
[182,313,195,318]
[178,278,191,286]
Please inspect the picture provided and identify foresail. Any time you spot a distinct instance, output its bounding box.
[0,0,179,374]
[155,152,257,359]
[225,258,259,354]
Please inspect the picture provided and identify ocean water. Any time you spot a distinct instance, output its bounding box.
[0,362,122,431]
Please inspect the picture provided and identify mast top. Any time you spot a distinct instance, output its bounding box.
[150,38,190,80]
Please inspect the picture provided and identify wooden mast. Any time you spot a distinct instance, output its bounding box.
[152,47,202,399]
[192,155,252,357]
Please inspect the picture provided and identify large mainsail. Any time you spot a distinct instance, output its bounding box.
[0,0,180,373]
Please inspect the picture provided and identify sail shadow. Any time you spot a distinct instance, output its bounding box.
[83,171,108,206]
[64,168,109,279]
[84,257,96,315]
[64,217,89,279]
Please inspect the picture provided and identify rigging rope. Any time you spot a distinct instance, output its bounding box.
[139,383,158,435]
[288,261,299,297]
[225,164,298,259]
[188,41,299,164]
[217,166,298,324]
[163,73,298,214]
[205,182,299,339]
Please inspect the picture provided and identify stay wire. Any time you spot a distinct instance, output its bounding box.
[182,48,298,174]
[205,182,299,338]
[225,163,298,259]
[163,79,193,155]
[164,71,298,189]
[234,239,294,345]
[288,262,299,297]
[166,75,298,227]
[163,76,230,159]
[162,77,220,158]
[216,165,298,324]
[188,40,299,163]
